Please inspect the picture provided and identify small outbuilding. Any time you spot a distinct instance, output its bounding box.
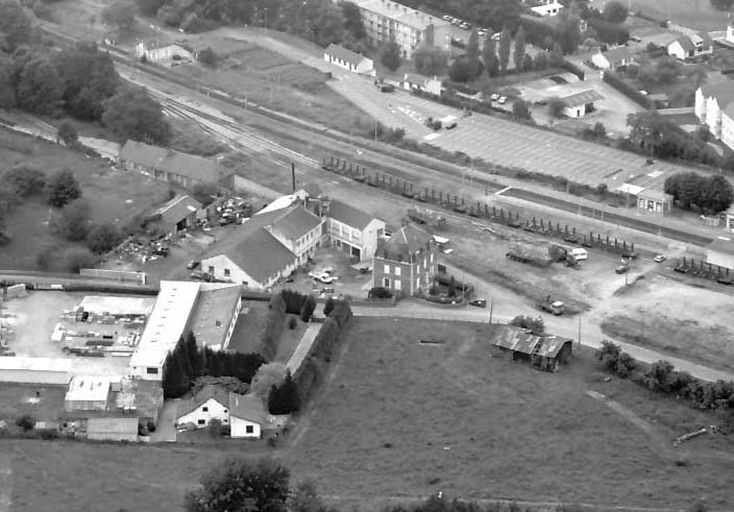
[64,376,112,412]
[636,188,672,215]
[492,326,573,372]
[86,416,139,442]
[148,194,203,236]
[592,47,635,70]
[558,89,604,118]
[324,44,374,75]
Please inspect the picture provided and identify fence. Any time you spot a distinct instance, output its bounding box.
[322,156,635,256]
[674,257,733,284]
[80,268,147,284]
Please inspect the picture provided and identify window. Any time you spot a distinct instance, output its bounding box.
[224,268,230,277]
[395,266,401,276]
[430,253,434,263]
[246,425,254,434]
[416,277,420,289]
[208,266,214,274]
[202,407,208,412]
[224,409,227,413]
[146,367,158,375]
[383,277,390,287]
[383,264,390,273]
[394,280,401,291]
[198,419,206,425]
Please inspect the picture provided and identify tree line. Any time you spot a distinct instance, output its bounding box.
[663,172,734,214]
[0,2,170,145]
[163,331,265,399]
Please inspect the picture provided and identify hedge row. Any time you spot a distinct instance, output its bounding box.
[602,71,652,109]
[293,299,353,404]
[598,341,734,411]
[259,293,287,361]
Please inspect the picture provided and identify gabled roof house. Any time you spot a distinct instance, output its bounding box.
[324,43,374,75]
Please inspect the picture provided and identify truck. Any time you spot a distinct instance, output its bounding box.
[439,115,457,129]
[506,243,553,267]
[407,207,447,229]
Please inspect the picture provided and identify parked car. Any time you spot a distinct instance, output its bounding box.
[615,265,629,274]
[477,28,487,37]
[622,250,638,259]
[489,93,500,101]
[442,14,451,21]
[469,298,487,308]
[497,96,507,104]
[654,254,667,263]
[186,259,200,269]
[460,22,471,30]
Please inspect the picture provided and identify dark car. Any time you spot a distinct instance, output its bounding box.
[469,298,487,308]
[186,259,200,270]
[622,250,638,259]
[615,265,629,274]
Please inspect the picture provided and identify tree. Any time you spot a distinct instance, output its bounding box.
[52,200,92,241]
[186,458,290,512]
[57,121,78,146]
[60,246,95,273]
[510,315,545,335]
[268,370,301,414]
[512,99,531,121]
[556,12,582,54]
[549,42,564,67]
[197,47,218,67]
[448,56,480,83]
[534,51,548,70]
[133,0,166,16]
[250,362,287,398]
[475,0,522,32]
[300,295,316,322]
[380,39,401,72]
[413,46,448,76]
[185,331,204,380]
[2,166,45,197]
[0,1,34,52]
[498,29,511,74]
[482,36,499,77]
[323,296,335,316]
[86,223,121,253]
[16,58,64,116]
[101,1,137,31]
[548,96,565,118]
[603,1,628,23]
[192,182,218,206]
[102,86,171,145]
[45,169,81,208]
[513,25,526,71]
[290,481,333,512]
[341,1,366,42]
[522,53,533,72]
[16,414,34,432]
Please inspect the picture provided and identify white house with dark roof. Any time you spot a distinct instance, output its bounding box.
[322,198,385,261]
[591,47,635,70]
[176,385,230,429]
[558,89,604,119]
[324,43,374,75]
[201,205,323,290]
[695,84,734,151]
[119,140,230,189]
[667,33,713,60]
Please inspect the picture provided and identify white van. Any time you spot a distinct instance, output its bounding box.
[570,248,588,261]
[440,115,457,129]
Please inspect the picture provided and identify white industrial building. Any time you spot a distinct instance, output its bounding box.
[64,376,112,412]
[0,357,71,385]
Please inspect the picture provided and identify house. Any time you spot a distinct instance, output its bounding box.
[694,84,734,150]
[86,417,140,442]
[591,47,635,70]
[637,188,673,215]
[402,73,442,96]
[558,89,604,118]
[667,33,713,60]
[491,326,573,372]
[148,194,203,235]
[64,376,111,413]
[373,223,438,296]
[119,140,230,190]
[320,198,386,261]
[134,41,194,63]
[201,205,323,289]
[228,393,268,438]
[176,385,230,429]
[353,0,451,59]
[706,237,734,269]
[324,44,374,75]
[528,0,563,17]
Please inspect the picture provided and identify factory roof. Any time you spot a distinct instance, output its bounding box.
[64,376,112,404]
[129,281,201,369]
[189,284,242,349]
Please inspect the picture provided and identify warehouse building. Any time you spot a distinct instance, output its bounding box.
[0,357,71,385]
[64,376,112,412]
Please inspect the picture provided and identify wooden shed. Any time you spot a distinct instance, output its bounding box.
[492,327,573,372]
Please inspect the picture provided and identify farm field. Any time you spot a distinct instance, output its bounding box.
[631,0,726,30]
[169,35,373,134]
[285,317,734,510]
[0,128,172,270]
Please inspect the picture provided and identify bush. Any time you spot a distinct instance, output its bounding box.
[86,222,121,254]
[510,315,545,335]
[16,414,34,432]
[323,296,335,315]
[61,247,96,273]
[288,316,298,330]
[197,47,218,67]
[45,169,81,208]
[208,418,224,438]
[57,121,78,145]
[2,166,46,197]
[367,287,393,299]
[51,200,92,241]
[192,182,218,206]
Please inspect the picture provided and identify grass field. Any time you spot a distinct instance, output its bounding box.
[0,385,66,429]
[228,302,306,363]
[631,0,726,30]
[0,128,172,270]
[169,37,373,134]
[285,317,734,510]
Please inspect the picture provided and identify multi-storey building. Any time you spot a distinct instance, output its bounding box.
[372,224,438,296]
[695,84,734,151]
[354,0,451,59]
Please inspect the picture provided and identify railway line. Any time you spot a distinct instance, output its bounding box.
[38,21,721,252]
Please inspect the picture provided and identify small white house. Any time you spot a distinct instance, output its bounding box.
[591,47,635,70]
[228,393,267,438]
[324,44,374,75]
[402,73,442,96]
[529,0,563,17]
[134,41,194,63]
[176,385,230,429]
[558,89,604,118]
[667,33,713,60]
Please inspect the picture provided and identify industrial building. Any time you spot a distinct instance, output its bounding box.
[64,376,112,412]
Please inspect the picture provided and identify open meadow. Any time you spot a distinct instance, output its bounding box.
[285,317,734,510]
[631,0,727,30]
[0,128,172,270]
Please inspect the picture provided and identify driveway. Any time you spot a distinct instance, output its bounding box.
[150,400,178,443]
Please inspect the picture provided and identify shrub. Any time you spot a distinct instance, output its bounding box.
[367,287,393,299]
[323,296,335,315]
[208,419,224,438]
[300,295,316,322]
[86,223,121,254]
[45,169,81,208]
[288,316,298,330]
[16,414,34,432]
[197,47,218,67]
[60,246,96,273]
[51,200,92,241]
[510,315,545,335]
[2,166,46,197]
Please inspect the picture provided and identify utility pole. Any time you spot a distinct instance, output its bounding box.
[291,163,296,192]
[489,298,494,324]
[577,315,581,347]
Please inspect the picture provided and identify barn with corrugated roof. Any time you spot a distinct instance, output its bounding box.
[492,326,573,372]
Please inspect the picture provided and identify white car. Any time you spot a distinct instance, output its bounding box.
[497,96,507,104]
[309,271,338,284]
[442,14,451,21]
[489,93,500,101]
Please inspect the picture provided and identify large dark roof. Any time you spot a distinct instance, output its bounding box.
[228,393,268,423]
[327,199,374,230]
[119,140,227,183]
[270,206,322,240]
[700,82,734,110]
[378,224,432,262]
[602,46,633,63]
